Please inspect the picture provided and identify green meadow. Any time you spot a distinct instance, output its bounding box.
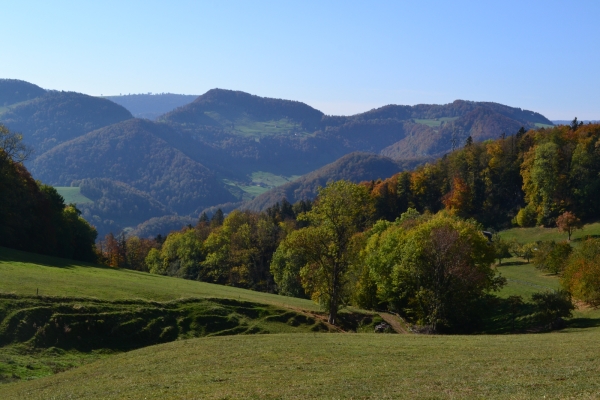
[414,117,458,127]
[499,221,600,245]
[223,171,300,200]
[4,331,600,399]
[53,187,93,205]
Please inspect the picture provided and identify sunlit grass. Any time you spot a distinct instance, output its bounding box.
[4,331,600,399]
[499,222,600,245]
[0,247,319,312]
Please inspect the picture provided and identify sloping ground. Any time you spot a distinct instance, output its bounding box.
[0,247,318,311]
[3,330,600,399]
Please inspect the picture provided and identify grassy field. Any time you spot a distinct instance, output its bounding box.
[53,187,93,205]
[495,259,560,298]
[250,171,300,187]
[499,221,600,245]
[0,247,318,311]
[414,117,458,127]
[4,331,600,399]
[202,112,311,138]
[223,171,300,200]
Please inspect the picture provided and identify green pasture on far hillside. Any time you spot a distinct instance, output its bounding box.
[414,117,458,127]
[53,187,93,205]
[223,171,300,200]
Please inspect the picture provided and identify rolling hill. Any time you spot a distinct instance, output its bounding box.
[30,119,236,217]
[0,79,46,108]
[1,91,133,156]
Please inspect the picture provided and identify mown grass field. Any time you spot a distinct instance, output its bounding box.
[223,171,300,200]
[414,117,458,127]
[0,247,318,311]
[4,331,600,399]
[53,187,93,205]
[499,221,600,245]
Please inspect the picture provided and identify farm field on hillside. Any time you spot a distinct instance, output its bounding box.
[53,187,93,205]
[495,260,560,298]
[0,247,319,311]
[499,222,600,245]
[4,331,600,399]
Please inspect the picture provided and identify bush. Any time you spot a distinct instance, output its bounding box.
[515,205,537,227]
[531,290,574,329]
[561,238,600,307]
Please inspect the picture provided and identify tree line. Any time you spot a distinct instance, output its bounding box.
[94,122,600,332]
[0,125,97,261]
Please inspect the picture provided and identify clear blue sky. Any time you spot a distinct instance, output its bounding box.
[3,1,599,119]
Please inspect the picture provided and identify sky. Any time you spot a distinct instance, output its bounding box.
[2,1,599,119]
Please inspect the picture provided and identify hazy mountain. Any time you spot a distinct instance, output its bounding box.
[104,93,198,120]
[1,91,132,156]
[30,118,236,216]
[243,152,424,212]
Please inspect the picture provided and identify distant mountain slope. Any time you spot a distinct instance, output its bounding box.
[243,152,422,212]
[161,88,324,134]
[74,178,171,237]
[30,119,236,215]
[0,79,46,107]
[1,91,133,156]
[158,89,552,175]
[381,107,527,159]
[104,93,198,120]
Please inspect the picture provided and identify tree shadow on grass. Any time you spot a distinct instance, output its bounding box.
[572,234,600,243]
[566,317,600,329]
[498,260,528,267]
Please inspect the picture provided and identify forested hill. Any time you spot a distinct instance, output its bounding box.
[243,152,424,212]
[104,93,198,120]
[0,79,46,106]
[161,88,324,130]
[1,91,133,156]
[159,89,553,166]
[30,118,236,216]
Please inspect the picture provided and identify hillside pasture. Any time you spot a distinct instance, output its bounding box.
[223,171,301,200]
[414,117,458,127]
[0,247,318,311]
[4,331,600,399]
[499,222,600,245]
[53,187,93,205]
